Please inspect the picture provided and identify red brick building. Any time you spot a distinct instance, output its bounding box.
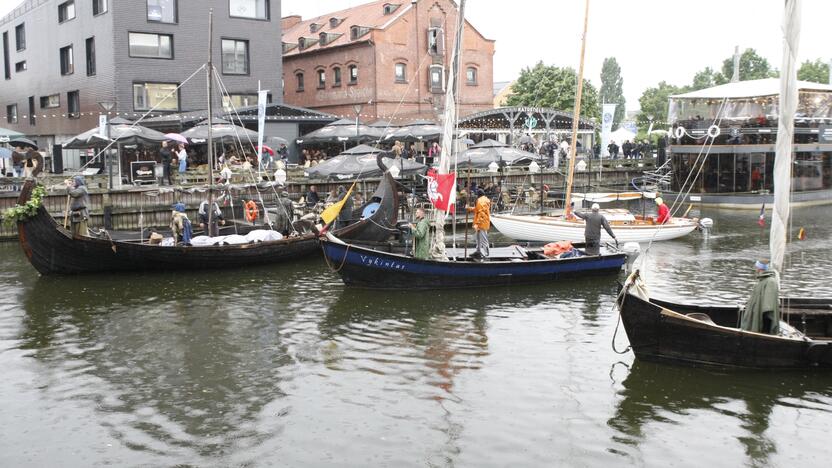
[281,0,495,123]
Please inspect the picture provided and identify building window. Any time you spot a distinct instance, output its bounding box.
[296,72,304,91]
[60,45,74,75]
[15,24,25,51]
[350,26,369,41]
[395,63,406,83]
[58,1,76,23]
[309,23,321,33]
[92,0,107,16]
[128,33,173,59]
[67,90,80,118]
[85,37,96,76]
[133,82,179,111]
[28,96,35,126]
[466,67,478,85]
[427,27,444,56]
[40,94,60,108]
[15,61,26,72]
[316,69,325,89]
[348,65,358,84]
[222,94,257,111]
[6,104,18,124]
[2,32,9,80]
[229,0,269,20]
[221,39,249,75]
[282,42,297,54]
[383,3,400,15]
[329,17,342,28]
[147,0,177,23]
[429,65,444,92]
[333,67,341,87]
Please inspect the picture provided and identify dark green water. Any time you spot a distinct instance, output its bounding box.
[1,206,831,466]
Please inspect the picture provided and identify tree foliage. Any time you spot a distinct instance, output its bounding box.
[636,81,685,126]
[506,62,601,121]
[717,48,777,83]
[797,59,830,84]
[599,57,626,127]
[690,67,721,91]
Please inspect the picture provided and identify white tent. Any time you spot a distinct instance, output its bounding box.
[609,127,636,146]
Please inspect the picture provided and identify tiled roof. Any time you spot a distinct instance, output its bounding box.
[282,0,412,57]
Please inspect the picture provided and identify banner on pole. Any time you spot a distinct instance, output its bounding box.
[426,169,456,212]
[257,89,268,167]
[600,104,616,158]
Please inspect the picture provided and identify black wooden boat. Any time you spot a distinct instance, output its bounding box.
[14,180,319,275]
[333,171,399,243]
[321,234,627,290]
[616,276,832,369]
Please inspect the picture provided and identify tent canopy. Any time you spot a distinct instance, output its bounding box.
[609,127,637,146]
[63,123,168,149]
[457,145,542,169]
[299,118,380,143]
[182,123,258,141]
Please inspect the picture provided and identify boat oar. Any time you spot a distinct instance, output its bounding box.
[63,194,71,229]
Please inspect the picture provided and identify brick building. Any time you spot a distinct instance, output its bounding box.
[281,0,495,123]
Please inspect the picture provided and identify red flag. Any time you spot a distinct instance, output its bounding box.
[758,203,765,227]
[426,169,456,212]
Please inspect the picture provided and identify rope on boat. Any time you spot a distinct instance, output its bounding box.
[321,241,352,273]
[610,279,632,355]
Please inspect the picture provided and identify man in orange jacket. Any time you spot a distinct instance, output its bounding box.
[467,189,491,259]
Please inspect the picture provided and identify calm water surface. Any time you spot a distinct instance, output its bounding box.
[1,205,832,467]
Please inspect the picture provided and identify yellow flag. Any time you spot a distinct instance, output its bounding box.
[321,182,357,225]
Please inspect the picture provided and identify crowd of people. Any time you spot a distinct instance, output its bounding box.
[605,139,653,159]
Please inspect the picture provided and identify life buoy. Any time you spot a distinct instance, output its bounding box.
[245,200,259,222]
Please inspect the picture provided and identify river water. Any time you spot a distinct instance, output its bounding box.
[1,205,831,467]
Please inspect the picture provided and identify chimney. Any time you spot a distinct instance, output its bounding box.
[281,15,302,31]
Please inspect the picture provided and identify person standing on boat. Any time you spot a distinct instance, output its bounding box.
[159,141,173,185]
[468,188,491,258]
[411,207,430,260]
[64,175,90,237]
[740,260,780,335]
[573,203,617,255]
[305,185,320,208]
[198,200,225,237]
[655,197,670,224]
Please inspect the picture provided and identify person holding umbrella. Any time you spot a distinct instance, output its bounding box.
[176,143,188,182]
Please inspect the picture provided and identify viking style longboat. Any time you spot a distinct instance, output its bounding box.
[332,155,400,243]
[14,180,319,275]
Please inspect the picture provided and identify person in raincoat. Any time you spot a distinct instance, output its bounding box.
[170,202,193,244]
[64,175,90,237]
[411,207,430,259]
[467,189,491,258]
[655,197,670,224]
[740,259,780,334]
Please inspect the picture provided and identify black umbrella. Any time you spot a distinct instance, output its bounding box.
[384,120,441,141]
[63,124,167,149]
[8,137,38,150]
[305,145,426,180]
[470,138,510,148]
[299,118,378,143]
[181,123,258,141]
[457,146,542,169]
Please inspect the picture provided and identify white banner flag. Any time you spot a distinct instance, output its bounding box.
[257,90,268,169]
[600,104,616,158]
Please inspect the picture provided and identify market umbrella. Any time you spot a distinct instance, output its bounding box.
[470,138,510,149]
[8,137,38,150]
[298,119,378,144]
[305,144,426,180]
[384,120,441,141]
[181,123,258,141]
[456,145,542,169]
[63,124,167,149]
[0,126,24,143]
[517,135,537,145]
[165,133,189,145]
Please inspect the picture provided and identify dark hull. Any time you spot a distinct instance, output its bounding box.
[321,239,626,290]
[16,182,319,275]
[333,173,399,243]
[617,289,832,369]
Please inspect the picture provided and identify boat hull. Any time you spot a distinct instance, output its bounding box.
[321,239,626,290]
[491,214,698,243]
[617,290,832,369]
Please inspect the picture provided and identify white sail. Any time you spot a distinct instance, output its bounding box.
[771,0,802,272]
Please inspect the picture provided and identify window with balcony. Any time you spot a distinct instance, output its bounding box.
[395,63,406,83]
[92,0,107,16]
[296,72,304,91]
[466,67,477,85]
[58,1,76,23]
[147,0,177,23]
[67,90,80,118]
[86,37,96,75]
[59,45,74,75]
[6,104,18,124]
[348,65,358,84]
[229,0,269,20]
[316,69,325,89]
[129,33,173,59]
[15,24,24,51]
[133,82,179,111]
[333,67,341,87]
[40,94,60,109]
[221,39,249,74]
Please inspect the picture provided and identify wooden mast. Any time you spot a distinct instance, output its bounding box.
[563,0,590,217]
[206,9,215,231]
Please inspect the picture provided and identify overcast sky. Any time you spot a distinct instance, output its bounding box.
[2,0,829,112]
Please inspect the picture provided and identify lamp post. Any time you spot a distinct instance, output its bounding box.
[98,100,116,189]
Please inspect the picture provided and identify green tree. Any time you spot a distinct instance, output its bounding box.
[718,48,777,83]
[690,67,723,90]
[797,59,830,83]
[599,57,626,127]
[506,62,601,121]
[636,81,686,126]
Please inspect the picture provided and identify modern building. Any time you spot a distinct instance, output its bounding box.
[280,0,495,123]
[0,0,283,169]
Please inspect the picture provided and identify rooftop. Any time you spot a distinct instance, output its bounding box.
[671,78,832,100]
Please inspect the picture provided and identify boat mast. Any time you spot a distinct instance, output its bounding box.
[207,9,215,230]
[771,0,801,273]
[429,0,466,260]
[563,0,590,217]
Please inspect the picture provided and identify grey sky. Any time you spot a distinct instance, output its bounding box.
[2,0,828,112]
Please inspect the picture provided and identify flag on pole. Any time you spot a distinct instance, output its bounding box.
[426,169,456,212]
[758,203,766,227]
[321,182,356,225]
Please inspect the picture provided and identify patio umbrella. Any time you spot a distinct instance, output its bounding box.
[0,126,24,143]
[181,123,258,141]
[305,145,426,180]
[384,120,441,141]
[298,119,378,144]
[517,135,537,145]
[456,145,542,169]
[470,139,510,148]
[165,133,189,145]
[8,137,38,150]
[63,124,167,149]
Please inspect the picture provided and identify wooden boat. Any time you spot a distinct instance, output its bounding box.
[333,171,400,243]
[491,211,700,243]
[14,180,319,275]
[616,276,832,369]
[321,233,626,290]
